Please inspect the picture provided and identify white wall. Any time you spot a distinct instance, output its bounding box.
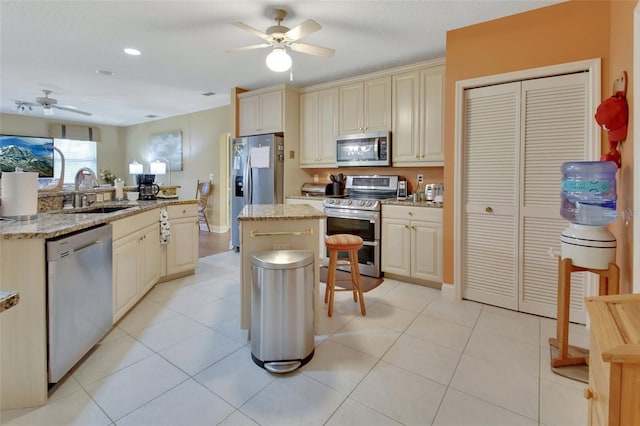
[0,113,126,179]
[125,106,231,230]
[1,106,231,231]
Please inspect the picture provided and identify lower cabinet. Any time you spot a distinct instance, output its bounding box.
[381,205,443,283]
[164,204,199,277]
[113,212,161,322]
[112,203,198,323]
[584,294,640,426]
[285,198,327,265]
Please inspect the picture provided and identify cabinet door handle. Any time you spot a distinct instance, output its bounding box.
[485,207,493,213]
[411,225,416,230]
[404,225,409,229]
[583,388,593,400]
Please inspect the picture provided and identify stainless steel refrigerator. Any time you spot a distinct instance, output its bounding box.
[231,134,285,250]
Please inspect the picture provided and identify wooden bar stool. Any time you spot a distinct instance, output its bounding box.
[324,234,366,317]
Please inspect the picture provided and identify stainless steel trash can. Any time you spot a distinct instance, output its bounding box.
[251,250,314,373]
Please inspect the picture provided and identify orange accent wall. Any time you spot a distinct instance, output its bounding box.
[607,0,635,292]
[443,1,636,290]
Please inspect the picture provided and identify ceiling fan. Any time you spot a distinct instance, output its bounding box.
[225,8,335,72]
[14,89,92,116]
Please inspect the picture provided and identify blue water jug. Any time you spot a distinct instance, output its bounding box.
[560,161,617,226]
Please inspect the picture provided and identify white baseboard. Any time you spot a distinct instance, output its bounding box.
[440,283,456,300]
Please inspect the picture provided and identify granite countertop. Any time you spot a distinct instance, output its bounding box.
[381,199,444,208]
[34,185,181,198]
[286,195,328,200]
[239,204,326,221]
[287,195,444,209]
[0,290,19,313]
[0,199,197,240]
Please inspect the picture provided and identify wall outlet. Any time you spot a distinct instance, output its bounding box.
[417,174,424,184]
[274,244,289,250]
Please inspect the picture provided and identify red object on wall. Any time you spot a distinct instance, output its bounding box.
[596,71,628,168]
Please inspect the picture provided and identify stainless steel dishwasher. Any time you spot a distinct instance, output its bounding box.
[47,224,113,383]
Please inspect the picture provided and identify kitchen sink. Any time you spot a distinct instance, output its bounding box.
[56,206,134,214]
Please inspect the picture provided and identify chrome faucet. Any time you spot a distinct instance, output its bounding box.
[73,168,99,207]
[74,167,98,192]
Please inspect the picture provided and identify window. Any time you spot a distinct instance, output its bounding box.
[54,139,97,185]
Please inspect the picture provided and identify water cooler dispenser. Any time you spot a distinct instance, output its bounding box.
[550,161,620,372]
[559,161,618,269]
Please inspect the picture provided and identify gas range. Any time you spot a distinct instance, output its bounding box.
[323,197,381,211]
[322,175,399,212]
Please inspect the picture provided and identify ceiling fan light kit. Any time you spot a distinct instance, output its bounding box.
[13,89,92,117]
[226,8,334,73]
[266,47,292,72]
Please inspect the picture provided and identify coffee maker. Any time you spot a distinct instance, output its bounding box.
[136,174,160,200]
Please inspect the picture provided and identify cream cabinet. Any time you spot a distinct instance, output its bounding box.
[300,87,339,167]
[392,63,444,166]
[286,198,327,264]
[239,89,283,136]
[339,76,391,134]
[381,205,443,283]
[584,294,640,426]
[164,204,199,277]
[112,209,161,322]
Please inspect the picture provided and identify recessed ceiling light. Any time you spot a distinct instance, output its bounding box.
[124,48,141,56]
[96,70,114,76]
[145,114,158,119]
[202,91,216,96]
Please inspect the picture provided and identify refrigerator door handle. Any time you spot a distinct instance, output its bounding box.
[243,151,252,205]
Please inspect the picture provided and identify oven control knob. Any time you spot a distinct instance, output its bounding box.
[366,201,373,206]
[359,200,365,206]
[347,200,352,205]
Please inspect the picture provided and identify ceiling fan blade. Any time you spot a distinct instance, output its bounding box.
[290,42,335,58]
[52,104,92,116]
[225,43,272,53]
[285,19,321,42]
[12,100,39,107]
[232,22,271,41]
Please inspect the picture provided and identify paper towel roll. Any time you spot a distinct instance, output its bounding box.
[0,172,39,218]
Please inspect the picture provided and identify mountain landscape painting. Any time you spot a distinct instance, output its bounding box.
[0,135,54,178]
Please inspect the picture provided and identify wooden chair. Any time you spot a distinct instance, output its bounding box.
[324,234,366,317]
[196,180,213,232]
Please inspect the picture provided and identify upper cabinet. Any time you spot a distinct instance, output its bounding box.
[239,89,283,136]
[392,62,445,166]
[300,87,339,167]
[339,76,391,134]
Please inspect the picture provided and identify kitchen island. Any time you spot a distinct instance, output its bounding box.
[0,198,198,410]
[238,204,325,331]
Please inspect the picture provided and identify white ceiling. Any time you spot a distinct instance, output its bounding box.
[0,0,564,127]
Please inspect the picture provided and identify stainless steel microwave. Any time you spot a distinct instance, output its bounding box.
[336,131,391,167]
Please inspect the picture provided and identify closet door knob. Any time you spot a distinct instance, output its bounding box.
[485,207,493,213]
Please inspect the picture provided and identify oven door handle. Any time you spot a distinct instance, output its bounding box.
[361,240,378,247]
[325,213,378,223]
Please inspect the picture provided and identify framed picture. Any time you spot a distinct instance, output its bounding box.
[0,134,54,177]
[149,130,182,171]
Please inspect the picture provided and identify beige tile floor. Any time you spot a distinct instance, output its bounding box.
[1,251,589,426]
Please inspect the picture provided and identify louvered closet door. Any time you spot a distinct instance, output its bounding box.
[462,82,521,310]
[519,73,588,323]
